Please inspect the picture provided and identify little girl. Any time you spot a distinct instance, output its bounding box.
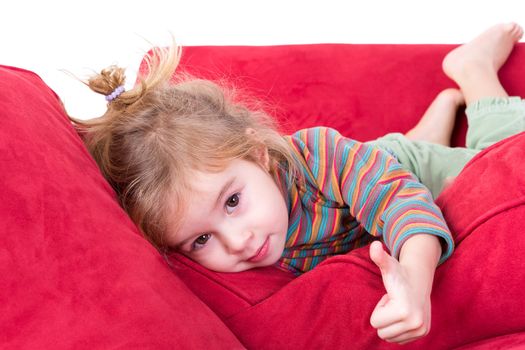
[70,23,524,344]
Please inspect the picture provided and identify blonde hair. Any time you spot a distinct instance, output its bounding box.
[69,44,298,250]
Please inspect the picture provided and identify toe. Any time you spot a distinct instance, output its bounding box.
[508,22,524,40]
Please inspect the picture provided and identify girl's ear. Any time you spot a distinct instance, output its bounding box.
[246,128,270,171]
[256,145,270,172]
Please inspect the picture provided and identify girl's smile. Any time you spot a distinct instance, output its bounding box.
[247,236,270,263]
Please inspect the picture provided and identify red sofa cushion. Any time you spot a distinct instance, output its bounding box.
[160,44,525,349]
[0,66,242,348]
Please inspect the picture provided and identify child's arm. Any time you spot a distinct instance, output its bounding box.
[288,127,454,263]
[287,127,453,343]
[369,235,441,344]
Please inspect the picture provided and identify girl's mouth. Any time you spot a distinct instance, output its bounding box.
[247,237,270,263]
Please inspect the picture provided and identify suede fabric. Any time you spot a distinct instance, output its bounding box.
[175,44,472,144]
[0,65,243,349]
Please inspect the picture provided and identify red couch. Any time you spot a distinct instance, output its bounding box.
[2,43,525,349]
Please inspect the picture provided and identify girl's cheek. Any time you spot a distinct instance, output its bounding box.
[200,237,222,261]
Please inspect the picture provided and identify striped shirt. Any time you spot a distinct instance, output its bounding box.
[274,127,454,274]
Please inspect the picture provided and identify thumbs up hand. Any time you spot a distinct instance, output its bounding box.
[369,240,435,344]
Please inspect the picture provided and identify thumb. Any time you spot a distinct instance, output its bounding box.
[369,241,393,274]
[369,241,399,293]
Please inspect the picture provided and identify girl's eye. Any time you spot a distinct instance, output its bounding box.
[191,233,211,251]
[225,193,240,214]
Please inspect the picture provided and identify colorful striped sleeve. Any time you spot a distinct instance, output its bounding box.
[287,127,454,263]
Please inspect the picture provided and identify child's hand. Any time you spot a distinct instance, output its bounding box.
[369,241,432,344]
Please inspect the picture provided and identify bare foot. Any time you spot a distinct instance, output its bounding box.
[405,88,465,146]
[442,23,523,104]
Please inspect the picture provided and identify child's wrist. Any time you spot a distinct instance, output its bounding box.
[399,235,442,294]
[399,234,442,265]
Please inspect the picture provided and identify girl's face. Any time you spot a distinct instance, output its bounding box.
[166,157,289,272]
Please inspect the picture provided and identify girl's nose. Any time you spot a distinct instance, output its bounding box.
[222,229,253,255]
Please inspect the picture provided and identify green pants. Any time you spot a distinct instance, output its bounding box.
[368,97,525,198]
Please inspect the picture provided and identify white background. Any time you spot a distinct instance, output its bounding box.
[2,0,524,119]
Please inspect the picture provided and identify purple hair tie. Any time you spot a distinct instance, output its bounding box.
[105,85,125,102]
